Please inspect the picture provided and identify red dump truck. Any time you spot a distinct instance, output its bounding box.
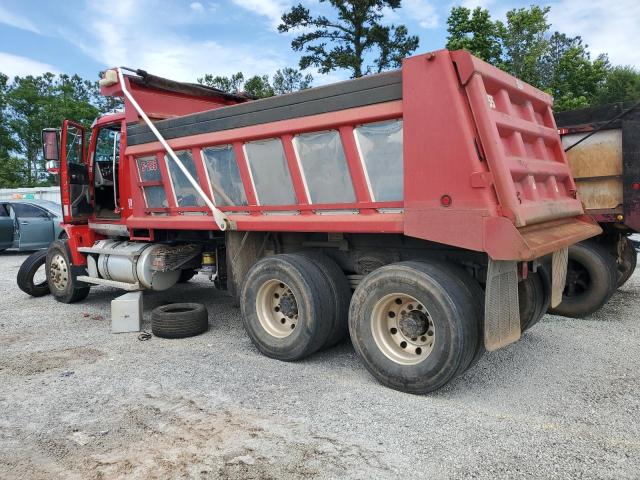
[552,103,639,317]
[39,50,599,393]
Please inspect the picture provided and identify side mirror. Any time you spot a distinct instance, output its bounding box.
[42,128,60,174]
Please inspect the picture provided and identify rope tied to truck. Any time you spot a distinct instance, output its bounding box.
[114,68,232,231]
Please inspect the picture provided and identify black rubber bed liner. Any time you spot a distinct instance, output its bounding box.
[127,70,403,146]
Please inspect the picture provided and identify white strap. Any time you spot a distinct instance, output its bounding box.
[116,68,229,231]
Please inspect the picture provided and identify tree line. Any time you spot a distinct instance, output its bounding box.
[1,1,639,188]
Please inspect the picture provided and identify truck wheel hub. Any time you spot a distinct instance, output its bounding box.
[370,293,435,366]
[256,280,299,339]
[49,253,69,291]
[399,310,429,337]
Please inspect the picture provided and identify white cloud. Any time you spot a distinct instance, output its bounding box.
[230,0,291,29]
[549,0,640,67]
[0,5,40,33]
[0,52,59,77]
[59,0,288,82]
[457,0,497,10]
[190,2,205,12]
[403,0,439,29]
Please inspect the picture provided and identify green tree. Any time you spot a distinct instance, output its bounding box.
[0,155,27,187]
[244,75,275,98]
[5,73,101,185]
[596,65,640,105]
[446,6,502,65]
[197,72,246,93]
[0,74,16,161]
[444,5,638,111]
[278,0,419,78]
[540,33,609,111]
[272,68,313,94]
[198,68,313,98]
[497,6,550,86]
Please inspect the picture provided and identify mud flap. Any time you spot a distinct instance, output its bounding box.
[551,247,569,308]
[484,259,521,351]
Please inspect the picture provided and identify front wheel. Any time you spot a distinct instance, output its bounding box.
[46,240,90,304]
[349,261,478,394]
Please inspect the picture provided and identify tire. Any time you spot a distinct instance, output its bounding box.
[46,240,90,304]
[240,254,333,361]
[299,252,351,348]
[438,262,486,373]
[178,269,196,283]
[617,237,637,288]
[548,241,617,318]
[349,261,478,394]
[152,303,208,338]
[519,267,551,333]
[17,249,50,297]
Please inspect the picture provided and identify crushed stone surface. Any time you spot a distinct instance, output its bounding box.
[0,251,639,479]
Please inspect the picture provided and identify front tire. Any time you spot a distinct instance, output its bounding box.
[46,240,90,304]
[348,261,478,394]
[548,241,617,318]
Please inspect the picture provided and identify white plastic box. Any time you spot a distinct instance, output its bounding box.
[111,291,143,333]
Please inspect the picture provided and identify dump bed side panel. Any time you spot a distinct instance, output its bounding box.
[121,50,599,260]
[451,51,583,228]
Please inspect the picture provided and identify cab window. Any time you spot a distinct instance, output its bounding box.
[95,127,121,162]
[65,125,85,165]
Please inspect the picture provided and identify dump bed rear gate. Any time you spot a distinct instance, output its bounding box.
[452,51,583,227]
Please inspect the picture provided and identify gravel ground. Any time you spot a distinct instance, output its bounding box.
[0,251,639,479]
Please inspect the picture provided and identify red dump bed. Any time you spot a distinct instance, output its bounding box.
[118,49,599,260]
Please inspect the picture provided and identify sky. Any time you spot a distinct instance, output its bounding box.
[0,0,638,86]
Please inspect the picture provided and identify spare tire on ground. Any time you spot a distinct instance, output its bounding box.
[17,249,50,297]
[151,302,208,339]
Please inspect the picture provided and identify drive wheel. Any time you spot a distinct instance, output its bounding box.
[299,252,351,348]
[46,240,90,304]
[548,241,617,318]
[519,267,550,332]
[240,254,333,361]
[617,237,637,288]
[349,261,477,394]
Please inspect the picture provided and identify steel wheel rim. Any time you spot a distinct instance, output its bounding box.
[49,253,69,291]
[256,279,298,338]
[371,293,435,365]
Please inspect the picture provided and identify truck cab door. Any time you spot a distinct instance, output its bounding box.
[60,120,93,223]
[0,203,14,250]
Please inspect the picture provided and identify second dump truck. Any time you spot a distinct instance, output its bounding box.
[40,50,599,393]
[553,103,639,317]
